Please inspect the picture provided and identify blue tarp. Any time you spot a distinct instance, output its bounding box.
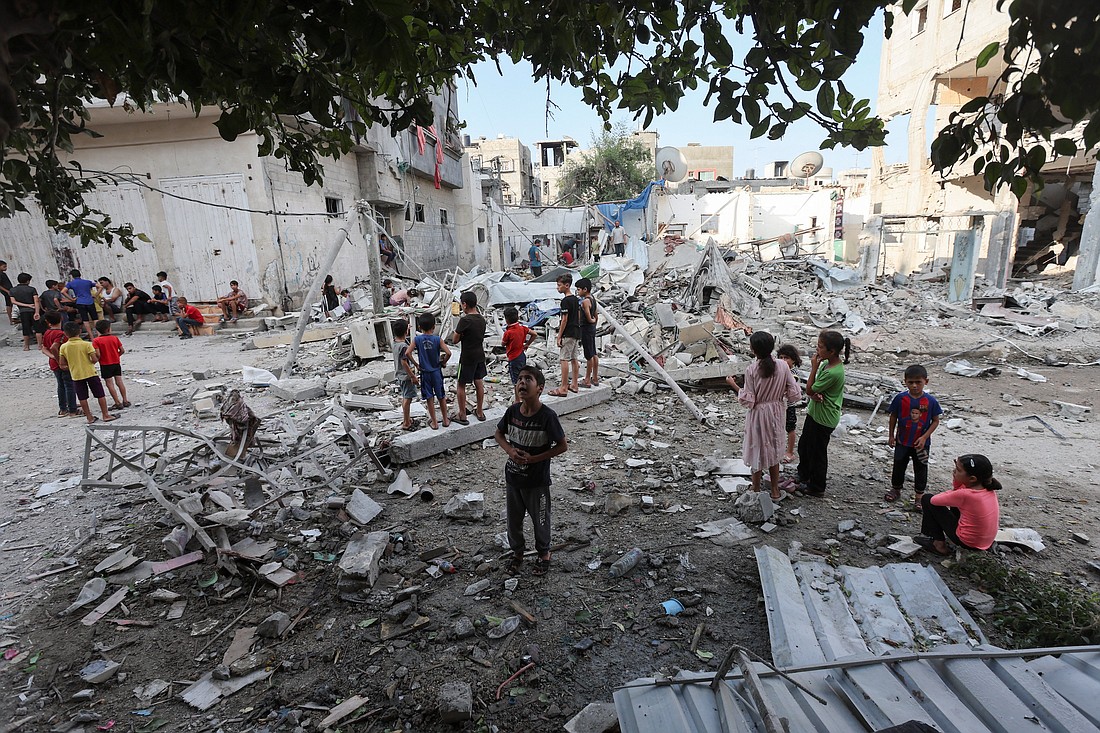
[597,181,662,228]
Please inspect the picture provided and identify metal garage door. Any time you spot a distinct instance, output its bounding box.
[66,184,161,289]
[160,174,260,301]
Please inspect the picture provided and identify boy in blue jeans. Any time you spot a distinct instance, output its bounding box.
[406,313,451,430]
[886,364,943,510]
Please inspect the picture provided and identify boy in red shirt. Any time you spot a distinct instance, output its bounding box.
[93,319,129,409]
[176,297,206,339]
[501,306,536,384]
[40,311,79,416]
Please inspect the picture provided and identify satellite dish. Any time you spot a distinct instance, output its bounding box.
[655,147,688,183]
[789,151,824,179]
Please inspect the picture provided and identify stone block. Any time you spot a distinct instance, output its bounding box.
[389,385,613,464]
[270,378,326,402]
[346,374,382,393]
[677,318,714,345]
[665,360,742,383]
[192,369,214,380]
[346,489,383,525]
[564,702,619,733]
[257,611,291,638]
[342,394,393,411]
[338,531,390,587]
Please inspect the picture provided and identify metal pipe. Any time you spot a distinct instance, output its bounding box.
[282,226,349,378]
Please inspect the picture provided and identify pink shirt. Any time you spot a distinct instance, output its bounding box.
[930,487,1000,550]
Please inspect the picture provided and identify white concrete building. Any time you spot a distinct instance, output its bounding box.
[533,137,581,205]
[464,135,538,205]
[0,89,472,310]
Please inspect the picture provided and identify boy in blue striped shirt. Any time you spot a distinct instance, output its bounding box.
[886,364,943,510]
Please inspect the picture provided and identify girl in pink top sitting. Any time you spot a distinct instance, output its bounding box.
[915,454,1001,555]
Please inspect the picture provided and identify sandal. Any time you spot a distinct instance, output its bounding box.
[532,554,551,576]
[912,495,924,513]
[884,487,901,502]
[475,410,486,422]
[913,536,950,555]
[452,415,470,426]
[547,390,569,397]
[122,401,131,407]
[506,554,523,576]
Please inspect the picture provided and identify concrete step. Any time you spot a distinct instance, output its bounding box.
[123,317,266,336]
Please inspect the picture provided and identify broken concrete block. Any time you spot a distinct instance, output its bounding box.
[437,681,474,723]
[256,611,291,638]
[390,385,612,464]
[453,617,475,639]
[1073,532,1091,545]
[837,519,857,533]
[734,491,774,523]
[338,531,390,587]
[345,374,382,394]
[604,493,634,515]
[677,318,714,345]
[269,378,326,402]
[80,659,121,684]
[464,578,491,596]
[387,469,416,497]
[564,702,619,733]
[346,489,383,525]
[444,492,485,520]
[960,589,995,615]
[192,369,214,381]
[342,394,393,411]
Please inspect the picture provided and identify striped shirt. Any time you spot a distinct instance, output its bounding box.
[497,403,564,489]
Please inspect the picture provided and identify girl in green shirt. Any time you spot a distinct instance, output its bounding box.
[795,330,849,497]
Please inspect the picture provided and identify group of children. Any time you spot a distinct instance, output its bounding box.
[727,327,1000,558]
[41,313,129,423]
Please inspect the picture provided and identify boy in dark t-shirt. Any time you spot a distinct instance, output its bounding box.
[886,364,943,510]
[494,365,568,577]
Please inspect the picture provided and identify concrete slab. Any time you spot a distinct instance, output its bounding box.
[250,325,347,349]
[342,394,393,411]
[270,378,326,402]
[389,385,613,464]
[665,360,742,383]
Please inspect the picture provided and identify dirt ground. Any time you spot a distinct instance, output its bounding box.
[1,290,1099,732]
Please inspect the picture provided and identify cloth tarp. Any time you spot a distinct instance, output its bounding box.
[596,256,644,296]
[596,181,663,225]
[808,258,863,292]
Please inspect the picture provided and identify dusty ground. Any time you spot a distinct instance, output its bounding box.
[1,291,1099,732]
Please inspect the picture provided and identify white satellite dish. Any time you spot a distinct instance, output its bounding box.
[655,147,688,183]
[789,151,824,179]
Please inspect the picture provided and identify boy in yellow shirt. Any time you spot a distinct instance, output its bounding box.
[58,323,117,424]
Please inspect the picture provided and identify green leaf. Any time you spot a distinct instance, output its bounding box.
[816,83,835,116]
[695,650,714,661]
[358,618,378,628]
[976,42,1000,70]
[1053,138,1076,157]
[136,232,152,243]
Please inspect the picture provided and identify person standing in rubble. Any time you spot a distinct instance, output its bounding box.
[736,332,802,501]
[610,220,627,257]
[795,330,849,498]
[529,238,544,278]
[450,291,488,424]
[548,273,581,396]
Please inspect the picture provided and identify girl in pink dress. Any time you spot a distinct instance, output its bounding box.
[734,331,802,500]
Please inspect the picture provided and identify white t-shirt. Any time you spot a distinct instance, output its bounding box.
[158,280,175,298]
[611,225,627,245]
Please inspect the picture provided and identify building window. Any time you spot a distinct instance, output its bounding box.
[405,203,412,221]
[543,182,550,197]
[325,197,343,216]
[944,0,963,16]
[477,228,486,243]
[440,208,449,225]
[912,3,928,35]
[415,203,425,223]
[773,161,788,177]
[701,214,719,234]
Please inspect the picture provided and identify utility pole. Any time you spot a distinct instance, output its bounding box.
[357,201,386,315]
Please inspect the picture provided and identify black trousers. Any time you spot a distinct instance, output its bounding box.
[919,494,980,549]
[797,414,834,494]
[891,444,929,494]
[506,484,551,555]
[125,301,148,325]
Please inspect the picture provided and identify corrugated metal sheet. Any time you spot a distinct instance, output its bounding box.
[0,209,65,282]
[615,545,1100,732]
[161,175,260,300]
[615,646,1100,732]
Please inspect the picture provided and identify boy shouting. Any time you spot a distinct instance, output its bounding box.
[494,365,568,577]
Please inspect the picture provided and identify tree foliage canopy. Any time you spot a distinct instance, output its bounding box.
[558,127,654,205]
[2,0,1097,246]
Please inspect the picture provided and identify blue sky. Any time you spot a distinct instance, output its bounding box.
[459,11,902,175]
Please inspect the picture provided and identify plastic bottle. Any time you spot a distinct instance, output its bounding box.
[433,559,457,573]
[608,548,644,578]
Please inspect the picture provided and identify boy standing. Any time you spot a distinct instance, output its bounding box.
[155,271,176,313]
[494,365,568,577]
[502,306,536,384]
[0,260,12,324]
[10,272,41,351]
[548,274,580,396]
[392,319,419,431]
[41,312,78,417]
[93,320,129,409]
[450,291,487,423]
[886,364,943,510]
[58,322,116,423]
[406,313,451,430]
[575,278,599,388]
[65,269,97,339]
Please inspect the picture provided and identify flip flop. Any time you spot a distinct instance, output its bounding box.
[547,390,568,397]
[568,387,579,393]
[475,411,486,421]
[769,490,789,503]
[781,455,795,464]
[87,416,98,424]
[122,401,131,407]
[102,415,118,422]
[452,415,470,426]
[532,554,551,576]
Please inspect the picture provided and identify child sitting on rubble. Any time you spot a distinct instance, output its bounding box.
[494,365,567,577]
[886,364,943,511]
[392,319,419,431]
[501,306,536,385]
[913,454,1001,555]
[794,329,849,498]
[776,344,803,464]
[406,312,451,430]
